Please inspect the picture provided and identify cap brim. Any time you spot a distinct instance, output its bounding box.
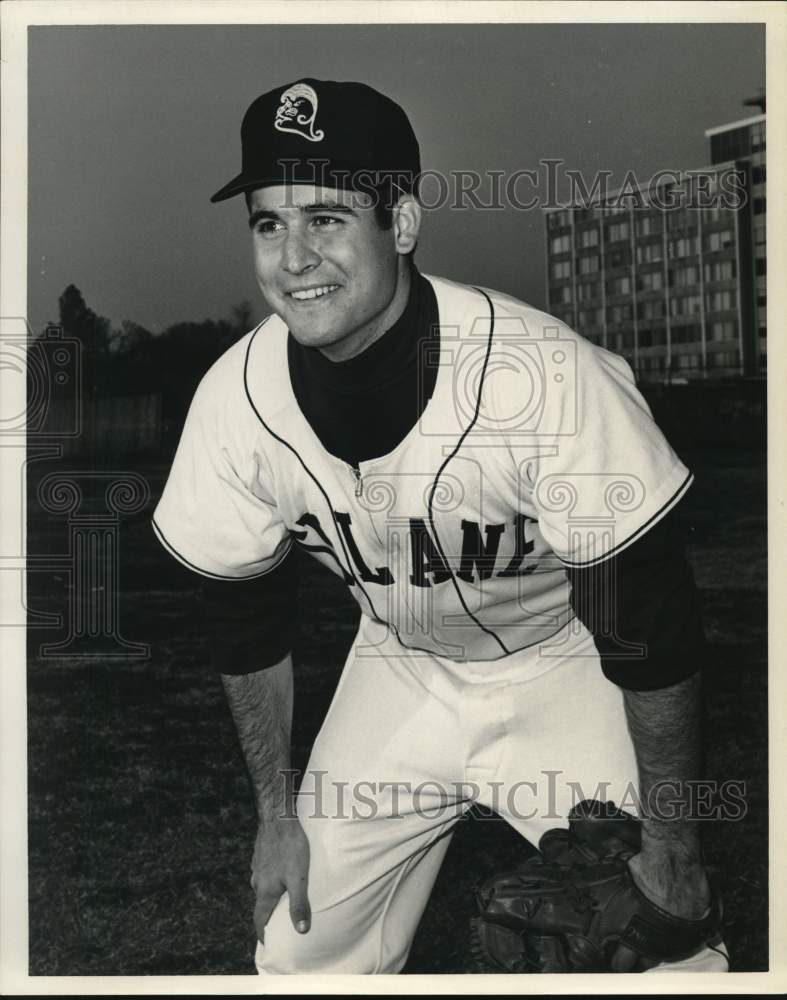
[211,163,418,204]
[210,170,358,204]
[210,172,258,204]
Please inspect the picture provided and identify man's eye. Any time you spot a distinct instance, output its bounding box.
[311,215,342,228]
[254,220,283,236]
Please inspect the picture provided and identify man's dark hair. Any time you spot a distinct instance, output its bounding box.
[373,199,394,230]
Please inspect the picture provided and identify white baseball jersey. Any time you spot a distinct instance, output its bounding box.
[153,274,692,670]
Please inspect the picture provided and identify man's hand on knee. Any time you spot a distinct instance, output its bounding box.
[251,815,311,942]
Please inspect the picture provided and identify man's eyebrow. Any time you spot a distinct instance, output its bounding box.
[248,201,359,229]
[301,201,358,215]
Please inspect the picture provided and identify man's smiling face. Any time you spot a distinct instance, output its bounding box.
[248,184,415,362]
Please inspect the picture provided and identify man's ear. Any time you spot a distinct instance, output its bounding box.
[393,195,421,255]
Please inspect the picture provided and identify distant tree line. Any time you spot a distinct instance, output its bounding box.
[43,284,255,426]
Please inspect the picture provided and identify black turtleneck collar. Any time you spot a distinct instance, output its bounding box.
[287,267,439,466]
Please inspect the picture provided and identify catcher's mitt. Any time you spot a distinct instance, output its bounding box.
[471,799,724,973]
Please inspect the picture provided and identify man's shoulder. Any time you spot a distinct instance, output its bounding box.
[424,273,578,335]
[196,314,288,401]
[475,279,634,378]
[424,274,637,406]
[183,315,289,439]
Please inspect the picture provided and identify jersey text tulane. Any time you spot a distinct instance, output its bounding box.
[153,275,692,663]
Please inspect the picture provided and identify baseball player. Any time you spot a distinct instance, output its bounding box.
[153,79,729,974]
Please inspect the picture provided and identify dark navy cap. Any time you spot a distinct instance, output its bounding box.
[210,78,421,203]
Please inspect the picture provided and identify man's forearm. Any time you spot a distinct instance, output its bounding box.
[623,671,710,914]
[624,670,702,843]
[221,653,294,825]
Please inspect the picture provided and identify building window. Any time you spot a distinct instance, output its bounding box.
[551,260,572,280]
[550,234,571,254]
[635,215,659,237]
[607,248,631,269]
[752,164,766,184]
[638,329,667,350]
[706,289,735,312]
[703,205,727,224]
[670,295,702,318]
[754,221,766,246]
[608,304,632,324]
[638,270,663,292]
[606,275,631,296]
[710,351,740,371]
[607,221,630,242]
[551,307,574,325]
[753,197,766,215]
[755,257,767,276]
[578,281,599,301]
[638,300,664,320]
[671,265,698,287]
[549,211,571,228]
[578,254,600,275]
[675,327,701,346]
[578,228,599,248]
[615,332,635,351]
[669,235,699,258]
[704,259,736,282]
[710,320,736,342]
[705,230,735,252]
[578,308,602,327]
[668,211,688,232]
[636,242,663,264]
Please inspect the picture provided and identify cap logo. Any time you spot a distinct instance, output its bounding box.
[274,82,325,143]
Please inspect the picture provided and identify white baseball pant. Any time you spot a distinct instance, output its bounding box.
[255,615,728,975]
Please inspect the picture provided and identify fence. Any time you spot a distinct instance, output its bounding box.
[43,394,162,458]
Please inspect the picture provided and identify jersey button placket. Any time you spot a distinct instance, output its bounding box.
[349,463,363,498]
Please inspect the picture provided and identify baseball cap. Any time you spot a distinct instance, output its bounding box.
[210,78,421,203]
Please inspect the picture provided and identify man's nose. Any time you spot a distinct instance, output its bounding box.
[282,230,320,274]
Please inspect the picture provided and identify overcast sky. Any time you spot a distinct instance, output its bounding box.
[27,22,764,336]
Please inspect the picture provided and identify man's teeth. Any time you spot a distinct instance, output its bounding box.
[290,285,339,301]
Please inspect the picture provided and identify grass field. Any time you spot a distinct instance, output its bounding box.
[26,444,767,975]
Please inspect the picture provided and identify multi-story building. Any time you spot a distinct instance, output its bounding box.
[707,110,767,373]
[544,106,766,381]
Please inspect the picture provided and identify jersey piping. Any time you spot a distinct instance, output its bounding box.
[426,286,510,657]
[242,314,497,659]
[151,515,293,581]
[242,319,402,638]
[557,470,694,569]
[243,288,520,660]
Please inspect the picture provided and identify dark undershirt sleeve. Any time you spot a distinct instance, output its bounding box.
[199,546,299,675]
[566,507,707,691]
